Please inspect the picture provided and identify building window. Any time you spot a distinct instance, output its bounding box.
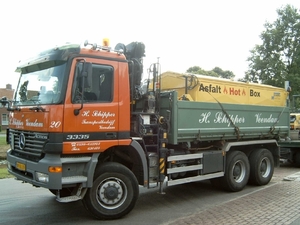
[2,114,8,125]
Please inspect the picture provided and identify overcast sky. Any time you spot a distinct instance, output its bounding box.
[1,0,300,89]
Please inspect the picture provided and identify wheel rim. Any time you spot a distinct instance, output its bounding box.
[232,160,246,183]
[96,177,127,210]
[259,157,271,178]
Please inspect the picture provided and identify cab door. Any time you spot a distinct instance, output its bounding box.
[62,58,120,154]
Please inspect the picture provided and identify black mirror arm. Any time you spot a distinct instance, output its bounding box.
[0,97,15,111]
[73,59,88,116]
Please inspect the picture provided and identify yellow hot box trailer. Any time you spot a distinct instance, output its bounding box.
[157,71,288,107]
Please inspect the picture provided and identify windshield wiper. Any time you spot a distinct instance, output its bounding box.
[29,106,45,112]
[8,106,21,112]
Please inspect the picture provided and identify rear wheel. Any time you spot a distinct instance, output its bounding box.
[249,149,274,185]
[221,151,250,192]
[82,162,139,220]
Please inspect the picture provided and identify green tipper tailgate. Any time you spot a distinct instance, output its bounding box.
[159,91,289,144]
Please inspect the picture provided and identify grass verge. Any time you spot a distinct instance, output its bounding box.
[0,135,9,159]
[0,164,13,179]
[0,135,13,179]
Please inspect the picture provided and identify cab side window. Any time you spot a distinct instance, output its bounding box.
[72,63,114,103]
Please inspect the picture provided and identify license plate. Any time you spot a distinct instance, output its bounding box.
[16,162,26,171]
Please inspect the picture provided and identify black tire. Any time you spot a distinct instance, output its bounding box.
[221,151,250,192]
[82,162,139,220]
[294,152,300,167]
[249,149,274,185]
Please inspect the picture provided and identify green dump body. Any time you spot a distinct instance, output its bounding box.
[159,91,290,145]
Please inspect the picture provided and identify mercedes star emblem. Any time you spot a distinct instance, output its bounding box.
[19,133,26,150]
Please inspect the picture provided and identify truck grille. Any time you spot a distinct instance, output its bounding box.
[10,130,48,161]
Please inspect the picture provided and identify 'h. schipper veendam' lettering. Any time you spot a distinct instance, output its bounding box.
[255,113,278,123]
[11,118,24,126]
[26,119,44,127]
[214,112,245,127]
[199,112,245,127]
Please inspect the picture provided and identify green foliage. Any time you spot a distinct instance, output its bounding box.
[0,136,10,179]
[245,4,300,95]
[291,96,300,112]
[0,136,7,145]
[186,66,235,79]
[212,67,235,79]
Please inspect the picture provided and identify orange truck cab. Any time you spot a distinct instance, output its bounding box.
[4,41,147,219]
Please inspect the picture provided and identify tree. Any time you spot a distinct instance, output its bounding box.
[186,66,235,79]
[245,4,300,95]
[212,67,235,79]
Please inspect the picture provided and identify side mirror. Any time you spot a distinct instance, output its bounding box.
[0,96,8,107]
[74,61,93,116]
[82,62,93,87]
[76,61,92,88]
[0,96,15,111]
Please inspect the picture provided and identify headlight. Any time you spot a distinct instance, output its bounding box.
[35,172,49,183]
[10,133,14,149]
[7,162,11,170]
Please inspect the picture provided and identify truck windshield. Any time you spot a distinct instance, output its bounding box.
[14,63,66,105]
[290,115,296,123]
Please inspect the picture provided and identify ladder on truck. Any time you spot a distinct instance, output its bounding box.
[131,112,161,188]
[166,152,224,187]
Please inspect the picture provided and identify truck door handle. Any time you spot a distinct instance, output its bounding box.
[106,132,117,139]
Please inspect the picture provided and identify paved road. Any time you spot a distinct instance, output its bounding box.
[0,163,299,225]
[167,171,300,225]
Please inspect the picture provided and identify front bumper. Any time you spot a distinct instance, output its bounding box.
[7,149,63,189]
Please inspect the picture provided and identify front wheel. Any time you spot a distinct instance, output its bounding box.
[82,162,139,220]
[221,151,250,192]
[248,149,274,185]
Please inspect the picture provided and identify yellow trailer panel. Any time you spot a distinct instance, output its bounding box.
[158,71,288,107]
[290,113,300,130]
